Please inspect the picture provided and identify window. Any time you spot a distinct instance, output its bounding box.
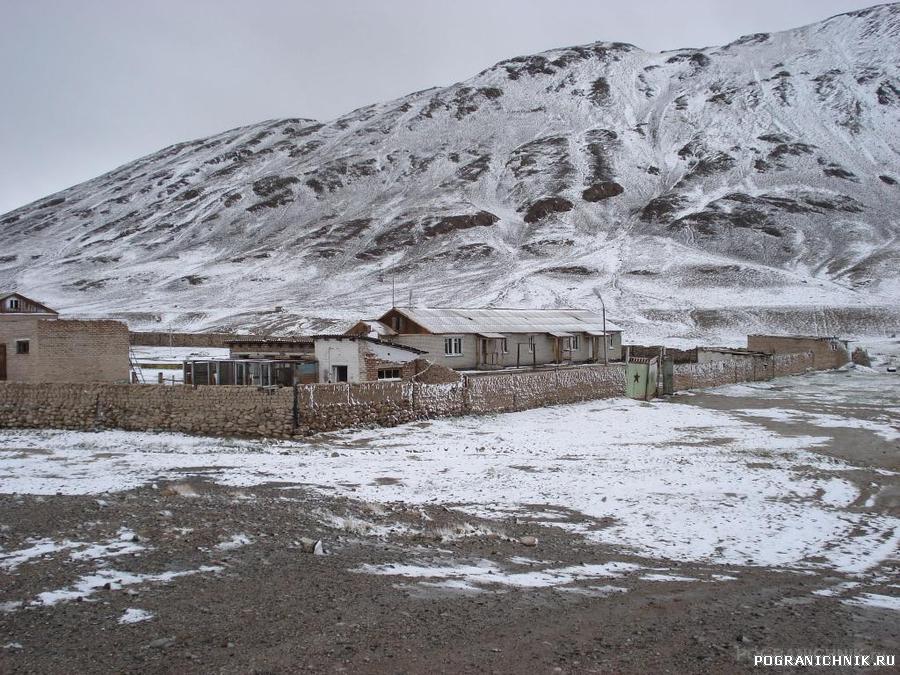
[444,336,463,357]
[528,336,535,353]
[570,335,580,350]
[377,368,401,380]
[9,298,20,310]
[501,338,508,353]
[15,340,29,355]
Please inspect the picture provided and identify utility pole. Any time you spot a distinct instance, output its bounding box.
[598,292,608,365]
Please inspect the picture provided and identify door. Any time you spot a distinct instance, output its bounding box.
[626,357,658,400]
[332,365,348,382]
[0,343,6,380]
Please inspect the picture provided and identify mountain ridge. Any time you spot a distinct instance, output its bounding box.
[2,3,899,340]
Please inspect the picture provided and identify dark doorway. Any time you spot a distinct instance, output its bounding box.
[332,365,348,382]
[0,343,5,380]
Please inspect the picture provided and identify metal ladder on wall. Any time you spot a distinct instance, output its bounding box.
[128,345,145,384]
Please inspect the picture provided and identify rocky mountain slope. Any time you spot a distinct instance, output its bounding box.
[2,4,899,339]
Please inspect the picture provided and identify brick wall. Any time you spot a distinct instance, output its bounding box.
[0,316,41,382]
[361,352,417,382]
[37,320,130,383]
[1,318,129,383]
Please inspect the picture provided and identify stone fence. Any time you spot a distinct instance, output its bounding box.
[672,351,814,391]
[0,351,821,439]
[129,331,247,348]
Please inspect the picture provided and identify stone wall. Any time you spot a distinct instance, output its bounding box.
[748,335,849,370]
[0,383,294,438]
[130,331,247,348]
[773,352,816,377]
[0,347,827,439]
[0,364,624,438]
[467,364,626,413]
[672,351,814,391]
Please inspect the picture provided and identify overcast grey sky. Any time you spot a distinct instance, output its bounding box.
[0,0,881,214]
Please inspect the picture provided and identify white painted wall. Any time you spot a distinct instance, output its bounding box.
[314,340,362,383]
[391,331,624,370]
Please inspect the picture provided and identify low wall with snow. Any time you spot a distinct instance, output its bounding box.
[672,351,814,390]
[0,352,823,438]
[467,364,626,412]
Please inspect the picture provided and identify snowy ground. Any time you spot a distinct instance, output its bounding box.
[3,344,898,578]
[1,344,898,671]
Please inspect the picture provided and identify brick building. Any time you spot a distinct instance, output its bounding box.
[0,293,130,383]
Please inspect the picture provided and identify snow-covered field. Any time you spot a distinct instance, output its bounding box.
[2,362,898,581]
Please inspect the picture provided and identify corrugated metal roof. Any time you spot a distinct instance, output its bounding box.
[387,307,622,335]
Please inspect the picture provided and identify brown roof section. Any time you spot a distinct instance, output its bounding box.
[0,292,59,315]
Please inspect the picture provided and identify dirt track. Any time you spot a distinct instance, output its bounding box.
[1,474,897,674]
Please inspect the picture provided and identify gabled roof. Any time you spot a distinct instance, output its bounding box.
[380,307,622,335]
[0,292,58,315]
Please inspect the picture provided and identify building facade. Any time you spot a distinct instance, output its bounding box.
[0,293,129,384]
[184,335,425,386]
[313,335,425,383]
[349,307,623,370]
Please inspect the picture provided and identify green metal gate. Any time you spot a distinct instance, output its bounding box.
[626,356,658,400]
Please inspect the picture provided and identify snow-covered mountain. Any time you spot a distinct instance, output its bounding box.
[2,4,899,340]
